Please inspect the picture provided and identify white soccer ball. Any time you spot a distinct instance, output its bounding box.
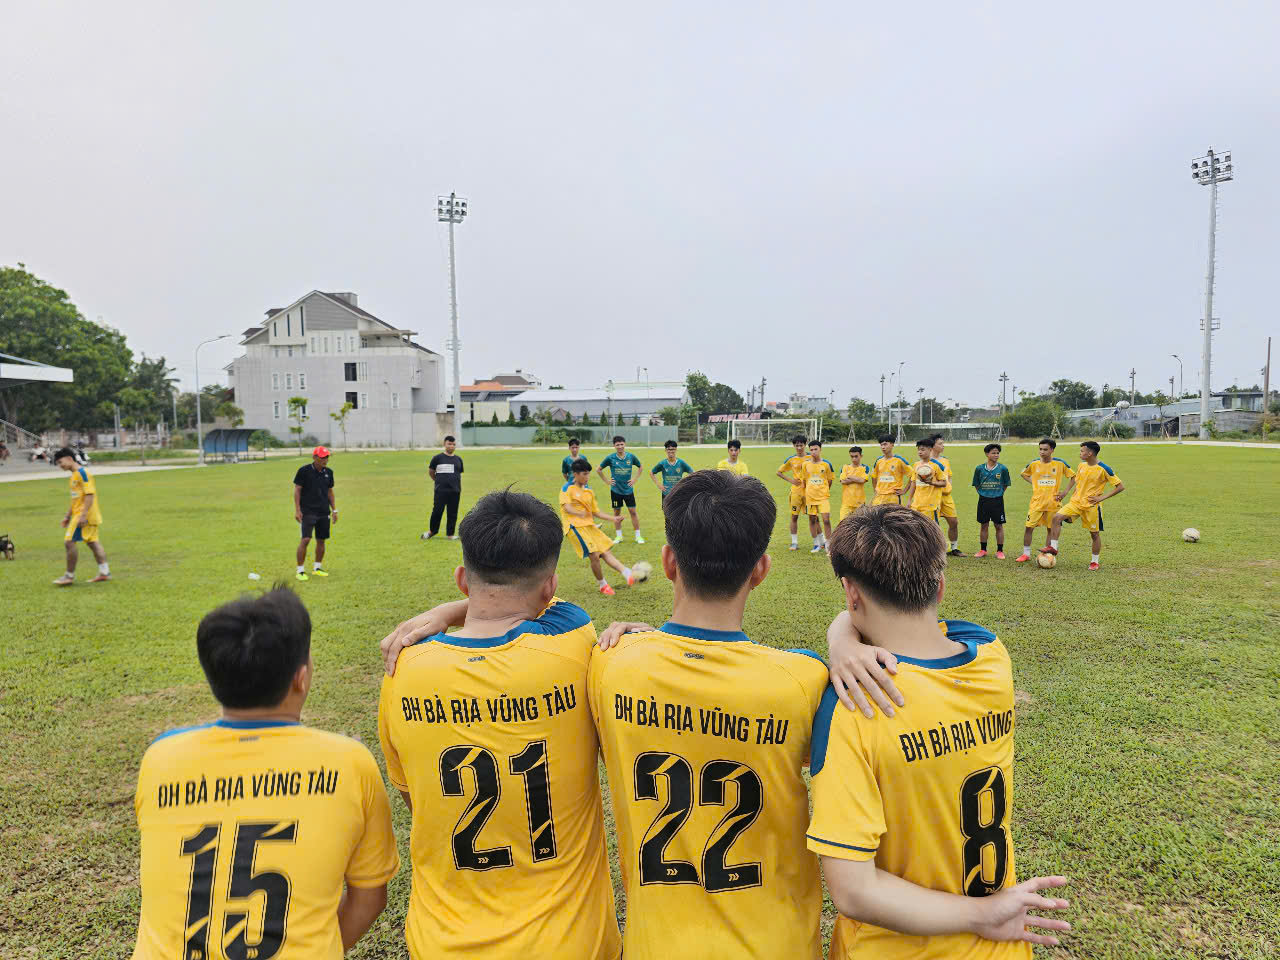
[247,572,261,580]
[1182,528,1200,543]
[915,463,934,480]
[1116,400,1131,409]
[632,560,653,583]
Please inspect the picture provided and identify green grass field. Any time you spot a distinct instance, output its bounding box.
[3,442,1278,959]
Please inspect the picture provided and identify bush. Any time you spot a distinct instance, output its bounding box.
[301,434,319,446]
[533,426,571,445]
[1003,400,1059,439]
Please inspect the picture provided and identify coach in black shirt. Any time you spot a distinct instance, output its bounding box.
[293,445,336,580]
[424,435,463,540]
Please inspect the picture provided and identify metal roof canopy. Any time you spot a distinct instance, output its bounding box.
[0,353,74,387]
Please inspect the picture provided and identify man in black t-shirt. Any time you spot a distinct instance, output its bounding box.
[423,436,464,540]
[292,446,337,580]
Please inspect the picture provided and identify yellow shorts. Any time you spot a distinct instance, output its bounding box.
[1026,509,1055,529]
[839,502,864,521]
[872,492,900,506]
[909,504,940,523]
[789,487,807,517]
[939,493,957,519]
[806,499,831,517]
[565,524,614,558]
[1058,499,1103,533]
[66,523,100,543]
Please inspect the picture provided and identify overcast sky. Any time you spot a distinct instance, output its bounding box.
[3,1,1277,409]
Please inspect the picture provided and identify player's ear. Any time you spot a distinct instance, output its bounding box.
[540,571,558,606]
[660,543,678,583]
[748,552,771,589]
[455,565,469,596]
[936,572,946,606]
[293,657,312,699]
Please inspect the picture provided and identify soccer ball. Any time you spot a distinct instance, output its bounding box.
[1182,528,1201,543]
[632,560,653,583]
[1116,399,1131,409]
[915,463,934,480]
[1036,552,1057,569]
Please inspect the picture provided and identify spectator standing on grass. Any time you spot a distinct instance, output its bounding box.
[423,435,464,541]
[293,445,336,581]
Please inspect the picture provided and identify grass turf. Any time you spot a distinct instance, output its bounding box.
[2,442,1277,959]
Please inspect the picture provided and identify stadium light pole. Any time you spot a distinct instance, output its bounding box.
[438,192,468,446]
[195,334,231,466]
[1191,149,1232,439]
[916,387,925,424]
[896,361,905,442]
[1171,354,1183,398]
[879,373,886,422]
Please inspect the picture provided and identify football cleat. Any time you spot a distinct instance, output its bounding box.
[1039,546,1058,555]
[612,532,623,544]
[295,572,309,582]
[53,574,74,586]
[1088,561,1101,571]
[788,543,799,551]
[634,534,646,544]
[995,551,1006,560]
[947,549,966,558]
[311,569,329,577]
[973,550,988,558]
[1014,554,1031,563]
[90,573,111,582]
[599,583,616,596]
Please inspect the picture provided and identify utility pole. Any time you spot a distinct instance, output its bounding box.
[437,192,469,445]
[1128,368,1137,407]
[1192,148,1233,439]
[880,373,886,423]
[1264,337,1272,418]
[998,371,1010,422]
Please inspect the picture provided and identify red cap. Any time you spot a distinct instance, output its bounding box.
[312,446,331,458]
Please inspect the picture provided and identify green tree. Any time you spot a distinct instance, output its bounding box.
[598,411,609,427]
[1049,379,1098,410]
[847,397,878,421]
[287,396,309,454]
[117,386,154,464]
[518,404,530,422]
[0,264,133,430]
[686,371,713,408]
[329,401,353,450]
[706,382,744,412]
[630,413,640,426]
[1003,399,1059,438]
[216,401,245,428]
[506,409,517,425]
[490,410,500,425]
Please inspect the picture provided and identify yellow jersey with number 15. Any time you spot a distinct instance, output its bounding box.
[588,624,829,960]
[132,720,400,960]
[807,621,1027,960]
[379,598,620,960]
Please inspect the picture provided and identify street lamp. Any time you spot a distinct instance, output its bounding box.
[1171,354,1184,398]
[1191,149,1233,439]
[643,367,651,446]
[438,192,468,445]
[896,361,905,442]
[195,334,231,465]
[879,373,886,423]
[916,387,925,425]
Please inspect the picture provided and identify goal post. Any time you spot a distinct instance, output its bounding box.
[729,418,820,445]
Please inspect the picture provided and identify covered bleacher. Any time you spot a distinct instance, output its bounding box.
[201,428,264,462]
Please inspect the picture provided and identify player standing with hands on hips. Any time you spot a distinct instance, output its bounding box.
[424,435,464,541]
[293,446,336,581]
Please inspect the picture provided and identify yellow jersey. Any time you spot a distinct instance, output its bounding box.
[803,458,836,504]
[781,453,808,496]
[1021,459,1074,511]
[588,623,828,960]
[870,454,911,502]
[378,599,620,960]
[559,482,601,530]
[132,720,400,960]
[840,464,869,511]
[935,454,954,494]
[717,458,749,476]
[69,466,103,525]
[808,622,1027,960]
[1070,461,1121,505]
[908,459,946,513]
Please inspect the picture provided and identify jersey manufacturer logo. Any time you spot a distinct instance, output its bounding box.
[468,656,486,662]
[684,652,704,660]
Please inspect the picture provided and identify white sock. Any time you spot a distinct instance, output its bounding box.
[1091,554,1100,564]
[297,565,305,574]
[791,533,798,546]
[1050,539,1059,550]
[950,541,958,550]
[313,562,323,570]
[622,567,632,580]
[598,578,609,588]
[1021,546,1031,557]
[98,563,109,574]
[64,571,74,579]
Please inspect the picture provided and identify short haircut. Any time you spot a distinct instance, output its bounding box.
[444,435,456,443]
[727,439,741,450]
[1039,438,1057,449]
[568,438,580,446]
[663,470,775,598]
[664,440,678,449]
[196,587,312,709]
[915,439,933,449]
[570,458,592,474]
[877,434,894,444]
[53,447,75,461]
[809,439,822,448]
[1082,440,1101,455]
[931,434,943,444]
[459,488,563,586]
[984,443,1002,454]
[791,435,808,445]
[849,446,862,455]
[612,435,626,444]
[829,506,946,614]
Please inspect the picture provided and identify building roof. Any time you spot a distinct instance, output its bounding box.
[242,291,438,355]
[512,386,688,403]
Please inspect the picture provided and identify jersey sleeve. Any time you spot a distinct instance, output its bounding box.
[345,746,402,887]
[1104,465,1121,486]
[682,459,693,475]
[1001,466,1012,489]
[651,463,662,474]
[79,470,97,496]
[806,692,885,861]
[377,676,407,792]
[971,466,982,489]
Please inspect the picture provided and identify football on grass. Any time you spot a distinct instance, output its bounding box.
[1182,528,1201,543]
[1036,552,1057,569]
[632,560,653,583]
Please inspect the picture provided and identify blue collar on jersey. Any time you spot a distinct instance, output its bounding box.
[659,621,751,644]
[894,619,997,669]
[214,718,301,730]
[421,600,592,649]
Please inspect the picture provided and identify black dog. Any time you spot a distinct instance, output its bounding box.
[0,534,14,560]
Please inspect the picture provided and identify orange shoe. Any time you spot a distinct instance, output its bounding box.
[1039,546,1058,556]
[90,573,111,583]
[599,583,616,596]
[1014,554,1031,563]
[973,549,987,558]
[1088,561,1100,571]
[995,550,1006,559]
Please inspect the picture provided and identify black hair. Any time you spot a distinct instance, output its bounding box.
[1039,438,1056,449]
[808,439,822,448]
[196,586,312,709]
[877,434,894,444]
[791,435,808,445]
[570,458,591,473]
[829,506,946,614]
[930,434,944,444]
[915,438,933,449]
[984,443,1002,454]
[568,437,580,446]
[612,435,626,444]
[727,439,741,450]
[849,446,862,455]
[444,435,456,443]
[459,488,564,585]
[663,471,775,598]
[1082,440,1101,455]
[53,447,75,461]
[664,440,678,449]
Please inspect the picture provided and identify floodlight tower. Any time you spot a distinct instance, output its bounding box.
[1191,149,1232,439]
[437,192,469,445]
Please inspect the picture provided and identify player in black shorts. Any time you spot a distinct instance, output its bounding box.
[970,443,1011,558]
[293,445,337,580]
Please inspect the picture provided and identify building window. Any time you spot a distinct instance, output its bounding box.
[361,337,368,348]
[299,305,305,336]
[272,321,278,337]
[344,362,357,382]
[358,362,369,382]
[392,392,400,410]
[360,392,368,409]
[286,314,291,337]
[310,336,317,352]
[298,403,308,418]
[298,372,307,390]
[285,373,293,389]
[323,336,330,354]
[273,346,280,358]
[335,336,342,353]
[272,401,281,420]
[271,372,279,391]
[346,391,358,409]
[287,346,294,358]
[350,335,357,351]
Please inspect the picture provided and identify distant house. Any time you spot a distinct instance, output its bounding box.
[460,370,542,422]
[226,291,447,447]
[510,384,689,421]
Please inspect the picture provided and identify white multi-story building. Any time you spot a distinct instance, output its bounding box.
[227,291,448,447]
